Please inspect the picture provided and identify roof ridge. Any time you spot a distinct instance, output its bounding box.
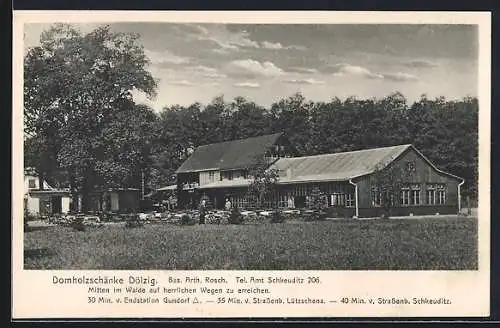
[282,144,411,160]
[197,132,283,148]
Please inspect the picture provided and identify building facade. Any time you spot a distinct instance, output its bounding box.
[24,172,141,215]
[84,189,141,213]
[24,174,71,217]
[176,133,297,209]
[175,133,464,218]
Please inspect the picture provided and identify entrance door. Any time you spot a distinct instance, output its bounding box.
[51,196,62,214]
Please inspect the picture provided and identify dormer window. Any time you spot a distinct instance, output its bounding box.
[28,179,36,189]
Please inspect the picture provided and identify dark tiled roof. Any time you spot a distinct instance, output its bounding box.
[176,133,283,173]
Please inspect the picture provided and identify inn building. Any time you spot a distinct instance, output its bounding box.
[175,133,464,218]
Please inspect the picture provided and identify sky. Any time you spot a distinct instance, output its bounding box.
[24,23,478,112]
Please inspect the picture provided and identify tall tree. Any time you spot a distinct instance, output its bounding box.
[24,23,158,211]
[199,95,229,144]
[96,102,160,190]
[270,93,313,155]
[246,154,280,209]
[227,97,272,140]
[370,163,409,218]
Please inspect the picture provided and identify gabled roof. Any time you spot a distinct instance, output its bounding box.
[176,133,283,173]
[272,144,412,182]
[24,168,70,189]
[197,145,410,190]
[271,144,463,183]
[192,144,463,190]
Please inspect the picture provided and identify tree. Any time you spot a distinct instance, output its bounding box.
[370,163,408,218]
[142,90,478,208]
[96,103,160,191]
[308,186,328,211]
[24,23,158,211]
[306,186,328,220]
[227,97,272,140]
[199,95,229,144]
[270,93,313,154]
[246,154,280,209]
[154,103,202,188]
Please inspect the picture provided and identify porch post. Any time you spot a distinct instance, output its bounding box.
[349,179,359,218]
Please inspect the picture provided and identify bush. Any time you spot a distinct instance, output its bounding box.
[304,210,327,222]
[126,220,144,229]
[72,217,86,232]
[125,214,144,229]
[24,209,30,230]
[270,210,285,223]
[180,214,195,226]
[379,210,391,220]
[100,212,114,222]
[228,207,243,224]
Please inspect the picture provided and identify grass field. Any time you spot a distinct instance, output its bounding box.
[24,217,478,270]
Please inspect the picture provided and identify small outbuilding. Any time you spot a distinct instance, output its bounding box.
[24,174,71,217]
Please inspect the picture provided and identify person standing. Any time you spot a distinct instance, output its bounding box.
[225,198,232,211]
[199,198,207,224]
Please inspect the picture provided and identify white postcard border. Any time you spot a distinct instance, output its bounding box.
[12,11,491,319]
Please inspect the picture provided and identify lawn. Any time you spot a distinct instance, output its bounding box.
[24,217,478,270]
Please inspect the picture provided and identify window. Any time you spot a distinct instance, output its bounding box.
[295,184,308,196]
[346,194,355,208]
[231,196,248,209]
[277,195,288,208]
[28,179,36,189]
[410,184,421,205]
[400,188,410,206]
[371,188,381,207]
[411,190,420,205]
[328,193,355,208]
[330,193,345,207]
[427,189,436,205]
[437,184,446,205]
[427,184,446,205]
[208,171,215,183]
[438,190,446,204]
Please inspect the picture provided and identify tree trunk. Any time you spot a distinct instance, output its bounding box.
[38,172,44,190]
[81,192,92,213]
[69,173,79,213]
[81,178,93,213]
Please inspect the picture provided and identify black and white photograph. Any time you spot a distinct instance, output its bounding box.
[22,19,481,272]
